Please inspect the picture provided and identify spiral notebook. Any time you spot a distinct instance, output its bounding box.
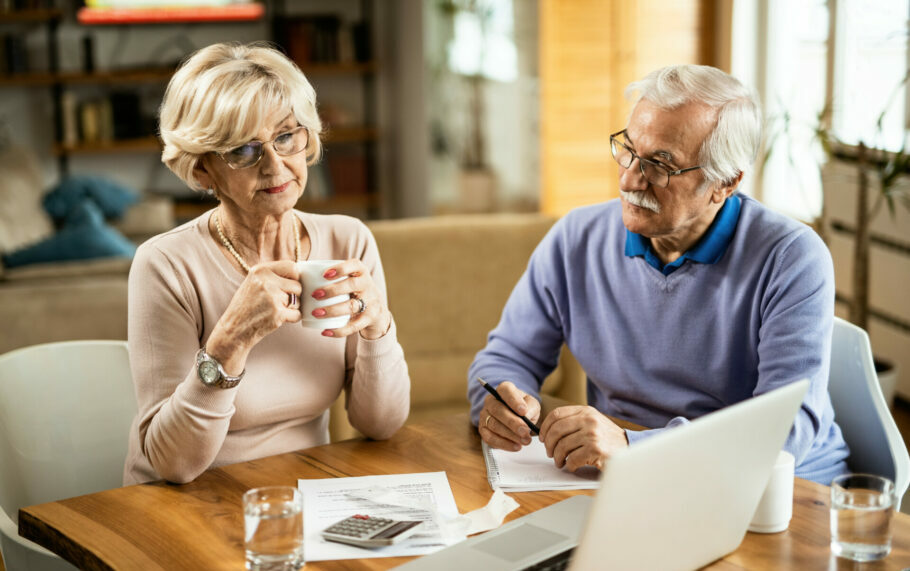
[482,437,601,491]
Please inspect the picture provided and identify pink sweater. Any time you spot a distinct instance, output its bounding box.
[123,210,410,484]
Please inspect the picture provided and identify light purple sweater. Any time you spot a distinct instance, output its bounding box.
[468,194,849,484]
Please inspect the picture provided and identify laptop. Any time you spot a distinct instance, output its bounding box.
[397,380,809,571]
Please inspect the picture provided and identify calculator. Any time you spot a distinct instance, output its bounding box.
[321,514,423,548]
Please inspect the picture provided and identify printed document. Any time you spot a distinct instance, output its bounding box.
[298,471,464,561]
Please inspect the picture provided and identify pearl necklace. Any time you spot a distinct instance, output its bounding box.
[214,211,300,274]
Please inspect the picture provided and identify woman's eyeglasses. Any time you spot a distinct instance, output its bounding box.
[217,126,309,169]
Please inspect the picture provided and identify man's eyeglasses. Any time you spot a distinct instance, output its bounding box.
[217,126,309,169]
[609,129,702,188]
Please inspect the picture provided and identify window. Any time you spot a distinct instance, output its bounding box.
[735,0,909,221]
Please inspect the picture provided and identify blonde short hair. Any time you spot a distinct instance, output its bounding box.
[159,42,323,191]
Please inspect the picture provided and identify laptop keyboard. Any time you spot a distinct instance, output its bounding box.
[523,547,574,571]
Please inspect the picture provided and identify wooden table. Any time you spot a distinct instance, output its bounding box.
[19,413,910,570]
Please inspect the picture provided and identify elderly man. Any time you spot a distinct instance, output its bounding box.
[467,64,848,485]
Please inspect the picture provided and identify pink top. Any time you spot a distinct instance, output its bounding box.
[123,210,410,484]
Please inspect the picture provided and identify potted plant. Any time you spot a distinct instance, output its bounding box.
[428,0,499,213]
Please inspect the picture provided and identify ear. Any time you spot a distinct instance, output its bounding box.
[710,171,744,204]
[193,156,214,190]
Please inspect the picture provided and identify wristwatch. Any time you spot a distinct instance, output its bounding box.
[195,347,244,389]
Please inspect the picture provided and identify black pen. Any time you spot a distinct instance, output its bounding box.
[477,377,540,435]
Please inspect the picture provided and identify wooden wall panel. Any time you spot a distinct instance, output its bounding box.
[540,0,716,217]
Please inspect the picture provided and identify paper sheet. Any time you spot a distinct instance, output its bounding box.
[297,472,457,561]
[483,438,601,491]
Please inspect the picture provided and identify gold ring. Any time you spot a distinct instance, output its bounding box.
[484,415,492,428]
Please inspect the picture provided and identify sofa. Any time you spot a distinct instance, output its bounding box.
[0,196,174,355]
[0,210,586,440]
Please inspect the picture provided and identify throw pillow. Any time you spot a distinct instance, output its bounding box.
[0,146,54,255]
[1,199,136,268]
[43,175,140,221]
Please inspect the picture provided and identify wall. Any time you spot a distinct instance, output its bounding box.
[539,0,718,217]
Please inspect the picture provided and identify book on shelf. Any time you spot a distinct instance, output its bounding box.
[325,152,367,196]
[281,14,369,66]
[2,32,29,74]
[61,89,149,147]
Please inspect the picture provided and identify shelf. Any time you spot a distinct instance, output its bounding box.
[77,4,265,25]
[58,68,177,85]
[0,72,56,86]
[302,61,377,76]
[0,68,175,86]
[0,62,375,87]
[54,136,161,156]
[323,127,378,144]
[0,9,62,23]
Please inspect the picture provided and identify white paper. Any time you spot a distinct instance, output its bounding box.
[298,472,464,561]
[483,438,601,491]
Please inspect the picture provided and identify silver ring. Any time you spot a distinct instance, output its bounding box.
[355,297,366,314]
[288,293,298,307]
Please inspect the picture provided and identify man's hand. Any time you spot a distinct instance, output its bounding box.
[538,405,629,471]
[477,381,541,452]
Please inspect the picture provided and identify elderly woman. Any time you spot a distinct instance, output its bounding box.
[123,42,410,485]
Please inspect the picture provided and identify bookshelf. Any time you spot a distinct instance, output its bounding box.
[1,0,384,220]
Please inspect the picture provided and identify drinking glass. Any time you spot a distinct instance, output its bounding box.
[830,473,895,562]
[243,486,305,570]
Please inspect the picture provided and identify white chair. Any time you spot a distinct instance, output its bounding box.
[0,341,136,571]
[828,317,910,507]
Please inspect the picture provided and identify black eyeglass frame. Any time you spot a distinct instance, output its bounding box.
[609,129,702,188]
[216,125,309,170]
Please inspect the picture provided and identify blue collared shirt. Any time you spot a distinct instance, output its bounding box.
[624,194,742,275]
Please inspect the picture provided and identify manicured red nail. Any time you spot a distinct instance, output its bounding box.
[322,330,334,337]
[324,269,337,278]
[312,289,325,299]
[312,308,326,317]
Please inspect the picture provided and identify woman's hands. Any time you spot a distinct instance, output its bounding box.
[309,258,392,340]
[205,260,302,373]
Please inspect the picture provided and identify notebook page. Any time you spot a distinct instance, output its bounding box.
[481,437,601,491]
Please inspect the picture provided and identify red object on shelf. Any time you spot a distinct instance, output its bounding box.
[77,4,265,25]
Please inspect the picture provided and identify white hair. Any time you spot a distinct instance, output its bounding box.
[159,41,323,191]
[624,64,762,186]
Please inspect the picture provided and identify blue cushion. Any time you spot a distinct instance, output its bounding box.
[1,199,136,268]
[43,175,139,221]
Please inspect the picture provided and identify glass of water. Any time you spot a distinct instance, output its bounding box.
[830,473,896,562]
[243,486,304,571]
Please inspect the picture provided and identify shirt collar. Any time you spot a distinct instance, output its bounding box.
[623,194,742,275]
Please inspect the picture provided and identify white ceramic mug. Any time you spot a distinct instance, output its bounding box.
[296,260,349,330]
[748,450,795,533]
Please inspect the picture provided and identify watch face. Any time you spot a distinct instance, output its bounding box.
[199,360,220,385]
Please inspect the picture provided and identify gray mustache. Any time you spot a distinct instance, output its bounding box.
[620,190,661,213]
